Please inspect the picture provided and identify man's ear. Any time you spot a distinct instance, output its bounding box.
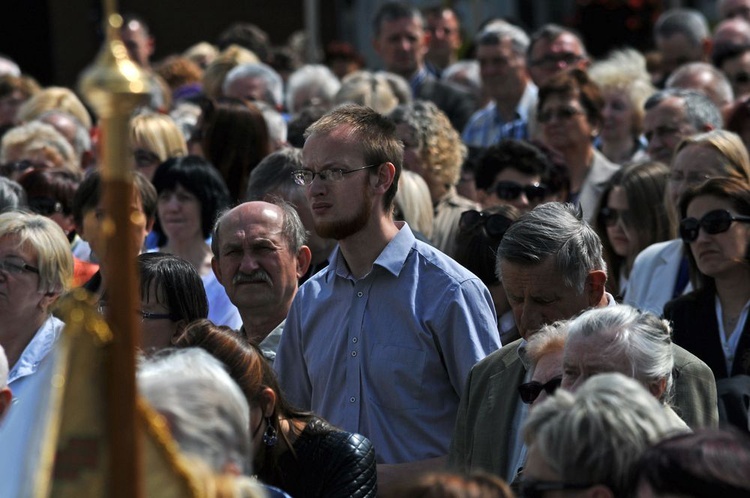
[371,162,396,195]
[372,37,382,56]
[296,245,312,279]
[585,269,607,307]
[145,216,155,233]
[211,256,222,283]
[649,377,668,401]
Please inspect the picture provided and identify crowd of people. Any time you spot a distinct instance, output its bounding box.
[2,1,750,497]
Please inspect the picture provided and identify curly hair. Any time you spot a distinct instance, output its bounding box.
[389,100,466,188]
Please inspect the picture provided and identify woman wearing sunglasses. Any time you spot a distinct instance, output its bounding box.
[664,177,750,382]
[592,161,673,299]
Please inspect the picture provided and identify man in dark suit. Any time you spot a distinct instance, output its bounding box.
[448,202,719,481]
[372,2,476,132]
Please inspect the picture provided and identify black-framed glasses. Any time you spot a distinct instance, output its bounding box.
[598,206,633,227]
[493,181,547,202]
[28,197,65,216]
[518,376,562,404]
[679,209,750,243]
[0,256,39,275]
[518,479,593,498]
[139,310,178,322]
[459,209,514,238]
[291,164,380,186]
[537,106,585,123]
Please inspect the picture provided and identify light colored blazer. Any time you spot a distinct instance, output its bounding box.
[579,149,620,223]
[625,239,693,315]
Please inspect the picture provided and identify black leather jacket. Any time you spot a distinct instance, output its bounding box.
[261,418,377,498]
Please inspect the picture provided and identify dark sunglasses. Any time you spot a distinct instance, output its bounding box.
[518,479,592,498]
[459,209,514,238]
[493,181,547,202]
[598,206,633,227]
[679,209,750,243]
[28,197,66,216]
[518,376,562,404]
[537,106,584,123]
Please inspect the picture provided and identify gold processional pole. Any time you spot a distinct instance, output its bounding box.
[78,1,150,496]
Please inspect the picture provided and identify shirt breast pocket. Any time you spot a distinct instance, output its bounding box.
[368,344,427,411]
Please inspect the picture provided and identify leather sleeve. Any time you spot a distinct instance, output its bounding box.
[318,430,377,498]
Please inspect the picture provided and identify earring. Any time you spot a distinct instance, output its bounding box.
[262,417,278,447]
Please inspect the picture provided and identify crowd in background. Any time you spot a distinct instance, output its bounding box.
[1,1,750,497]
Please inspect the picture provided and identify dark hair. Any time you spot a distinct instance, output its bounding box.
[384,471,514,498]
[72,170,157,226]
[287,105,328,148]
[245,147,304,201]
[199,97,270,202]
[592,161,673,296]
[18,168,80,216]
[475,140,551,191]
[138,252,208,324]
[215,22,271,62]
[635,428,750,497]
[726,95,750,139]
[373,1,423,36]
[175,319,313,483]
[527,24,587,60]
[538,68,603,127]
[678,177,750,289]
[454,205,519,286]
[151,155,232,243]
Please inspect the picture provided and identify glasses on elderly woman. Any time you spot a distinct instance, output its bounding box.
[0,256,39,275]
[459,210,514,238]
[679,209,750,243]
[518,376,562,404]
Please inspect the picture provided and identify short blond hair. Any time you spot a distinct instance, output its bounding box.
[395,170,433,238]
[129,112,187,162]
[202,45,259,100]
[17,87,92,129]
[0,121,79,174]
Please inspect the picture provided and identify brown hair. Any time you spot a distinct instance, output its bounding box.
[538,68,603,128]
[384,471,514,498]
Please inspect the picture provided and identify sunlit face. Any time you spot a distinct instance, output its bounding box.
[139,280,179,353]
[656,32,705,78]
[528,32,587,86]
[225,77,269,104]
[605,187,634,259]
[79,192,152,262]
[374,16,428,78]
[530,350,564,409]
[669,144,724,210]
[426,9,461,61]
[643,97,697,165]
[501,258,594,340]
[477,38,527,101]
[213,202,302,315]
[157,184,204,244]
[601,91,636,142]
[562,328,633,392]
[302,128,376,241]
[539,93,594,152]
[0,235,47,321]
[685,195,750,279]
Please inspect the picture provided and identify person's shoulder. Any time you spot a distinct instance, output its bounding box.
[664,287,708,315]
[411,238,484,285]
[472,338,523,375]
[633,239,682,266]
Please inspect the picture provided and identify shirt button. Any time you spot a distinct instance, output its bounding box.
[352,337,358,343]
[351,351,357,357]
[349,396,356,403]
[357,291,363,297]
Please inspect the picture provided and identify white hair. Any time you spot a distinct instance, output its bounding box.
[138,348,252,475]
[285,64,341,114]
[524,372,686,497]
[223,62,283,108]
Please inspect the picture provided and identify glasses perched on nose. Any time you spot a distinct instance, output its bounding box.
[459,210,514,238]
[0,256,40,275]
[518,376,562,404]
[679,209,750,243]
[291,164,380,186]
[529,52,584,69]
[537,106,585,123]
[493,181,547,202]
[598,206,633,227]
[518,479,593,498]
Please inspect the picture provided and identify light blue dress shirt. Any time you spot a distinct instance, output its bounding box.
[274,222,501,464]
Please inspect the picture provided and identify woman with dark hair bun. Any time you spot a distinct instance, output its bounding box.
[151,155,240,329]
[175,319,377,498]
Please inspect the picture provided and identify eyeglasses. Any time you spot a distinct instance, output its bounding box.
[459,210,514,238]
[537,106,585,123]
[0,256,39,275]
[598,206,633,227]
[291,164,380,186]
[493,181,547,202]
[679,209,750,243]
[28,197,65,216]
[529,52,584,69]
[518,479,593,498]
[139,310,177,321]
[518,376,562,404]
[133,149,161,168]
